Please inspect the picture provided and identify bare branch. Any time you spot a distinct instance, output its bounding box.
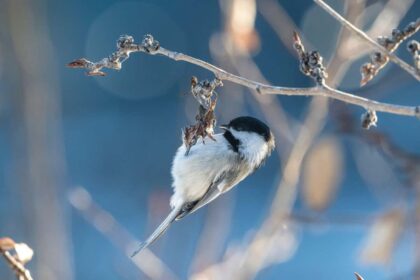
[68,34,419,119]
[314,0,420,82]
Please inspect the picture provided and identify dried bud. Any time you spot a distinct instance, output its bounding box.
[407,40,419,54]
[391,29,403,42]
[190,77,222,109]
[377,36,394,50]
[403,18,420,35]
[142,34,160,53]
[67,58,91,68]
[360,63,378,86]
[371,52,388,65]
[191,76,198,88]
[0,237,16,251]
[361,110,378,129]
[117,35,134,49]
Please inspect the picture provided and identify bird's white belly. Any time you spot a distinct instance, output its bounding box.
[170,136,231,207]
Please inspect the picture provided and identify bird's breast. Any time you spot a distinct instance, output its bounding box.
[171,135,236,203]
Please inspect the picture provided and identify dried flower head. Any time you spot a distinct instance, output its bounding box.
[183,77,222,155]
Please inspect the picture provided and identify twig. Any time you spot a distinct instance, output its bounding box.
[314,0,420,82]
[360,19,420,85]
[68,34,420,118]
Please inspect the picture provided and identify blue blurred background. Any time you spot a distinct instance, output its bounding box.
[0,0,419,279]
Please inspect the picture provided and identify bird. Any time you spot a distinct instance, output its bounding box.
[132,116,275,257]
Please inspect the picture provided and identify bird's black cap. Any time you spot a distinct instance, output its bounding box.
[222,116,273,142]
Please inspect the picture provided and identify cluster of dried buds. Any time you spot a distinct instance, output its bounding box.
[67,34,160,76]
[183,76,223,155]
[361,18,420,86]
[292,32,327,85]
[0,237,33,280]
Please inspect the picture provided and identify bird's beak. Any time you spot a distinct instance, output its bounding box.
[219,124,229,130]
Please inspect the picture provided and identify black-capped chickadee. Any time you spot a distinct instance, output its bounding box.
[132,116,275,256]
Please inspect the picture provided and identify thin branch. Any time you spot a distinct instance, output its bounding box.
[0,250,33,280]
[359,19,420,86]
[68,34,419,118]
[314,0,420,82]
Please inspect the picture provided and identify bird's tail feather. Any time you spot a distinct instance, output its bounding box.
[131,204,183,257]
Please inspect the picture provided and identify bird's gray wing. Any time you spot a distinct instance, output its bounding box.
[175,170,231,220]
